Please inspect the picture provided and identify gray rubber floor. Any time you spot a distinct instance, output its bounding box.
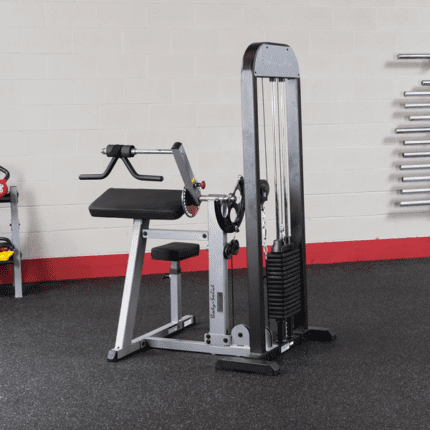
[1,258,429,429]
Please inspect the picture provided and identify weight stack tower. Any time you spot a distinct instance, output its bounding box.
[217,42,335,375]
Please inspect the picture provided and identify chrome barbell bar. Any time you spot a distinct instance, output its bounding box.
[403,152,430,158]
[405,103,430,109]
[403,140,430,145]
[396,127,430,133]
[398,54,430,59]
[404,91,430,97]
[410,116,430,121]
[399,164,430,170]
[402,176,430,182]
[398,200,430,206]
[401,188,430,194]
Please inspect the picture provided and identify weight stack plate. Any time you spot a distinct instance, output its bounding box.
[266,243,303,320]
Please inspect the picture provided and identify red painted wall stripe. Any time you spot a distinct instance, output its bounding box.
[0,237,428,284]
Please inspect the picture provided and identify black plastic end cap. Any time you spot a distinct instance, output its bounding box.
[171,142,182,150]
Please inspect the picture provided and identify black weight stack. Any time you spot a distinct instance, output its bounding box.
[266,242,303,322]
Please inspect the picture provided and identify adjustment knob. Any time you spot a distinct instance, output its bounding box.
[194,181,206,190]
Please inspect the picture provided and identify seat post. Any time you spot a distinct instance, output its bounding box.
[170,261,182,323]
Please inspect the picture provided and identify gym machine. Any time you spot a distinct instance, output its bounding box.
[81,42,335,375]
[0,166,22,298]
[396,53,430,206]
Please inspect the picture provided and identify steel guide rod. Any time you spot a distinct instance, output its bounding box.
[270,78,281,240]
[280,79,291,239]
[422,81,430,86]
[101,148,173,155]
[276,79,286,241]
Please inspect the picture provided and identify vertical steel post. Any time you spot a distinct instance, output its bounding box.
[242,46,266,354]
[10,186,22,298]
[208,201,229,339]
[285,79,308,330]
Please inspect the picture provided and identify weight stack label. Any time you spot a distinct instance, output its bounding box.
[266,243,302,320]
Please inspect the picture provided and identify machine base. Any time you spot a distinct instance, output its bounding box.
[215,326,336,375]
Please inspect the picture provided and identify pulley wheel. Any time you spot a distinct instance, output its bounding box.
[214,176,245,233]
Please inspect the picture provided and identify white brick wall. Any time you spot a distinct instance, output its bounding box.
[0,1,428,261]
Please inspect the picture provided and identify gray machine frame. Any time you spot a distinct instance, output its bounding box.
[103,42,334,375]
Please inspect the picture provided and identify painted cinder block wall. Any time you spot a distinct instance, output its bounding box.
[0,0,429,270]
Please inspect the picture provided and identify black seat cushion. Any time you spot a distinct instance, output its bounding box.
[151,242,200,261]
[89,188,184,220]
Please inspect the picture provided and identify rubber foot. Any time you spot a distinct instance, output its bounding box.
[215,357,280,376]
[107,350,118,362]
[304,327,336,342]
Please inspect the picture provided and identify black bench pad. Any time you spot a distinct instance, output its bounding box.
[89,188,184,220]
[151,242,200,262]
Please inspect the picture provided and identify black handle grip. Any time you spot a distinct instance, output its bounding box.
[122,159,163,182]
[79,158,118,180]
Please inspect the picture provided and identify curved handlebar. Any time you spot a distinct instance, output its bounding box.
[79,145,164,182]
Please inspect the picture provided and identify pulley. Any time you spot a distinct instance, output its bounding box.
[214,176,245,234]
[260,179,270,205]
[0,166,10,198]
[223,239,239,260]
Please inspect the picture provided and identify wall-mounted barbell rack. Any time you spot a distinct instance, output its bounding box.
[396,54,430,207]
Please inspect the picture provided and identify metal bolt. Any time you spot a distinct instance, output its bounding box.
[223,338,228,343]
[206,340,211,344]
